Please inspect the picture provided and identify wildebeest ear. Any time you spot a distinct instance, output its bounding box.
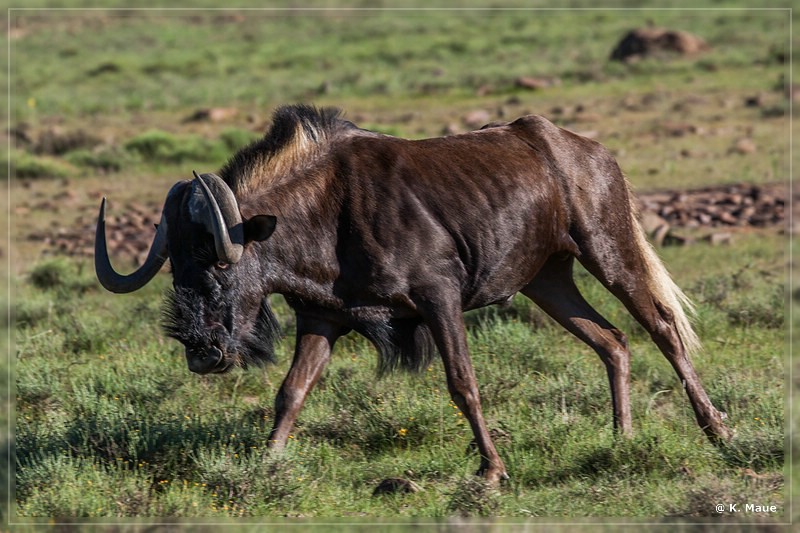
[244,215,277,243]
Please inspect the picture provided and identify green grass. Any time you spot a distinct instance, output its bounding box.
[13,232,785,519]
[8,7,792,193]
[7,2,792,525]
[7,151,75,180]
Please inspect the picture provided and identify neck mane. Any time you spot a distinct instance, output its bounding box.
[220,104,352,199]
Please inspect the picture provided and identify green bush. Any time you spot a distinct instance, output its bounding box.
[219,128,259,152]
[124,130,229,165]
[10,151,73,179]
[66,147,129,173]
[27,258,94,294]
[123,130,177,159]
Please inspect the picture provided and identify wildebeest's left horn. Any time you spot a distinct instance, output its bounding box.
[95,180,187,293]
[95,198,169,293]
[192,171,244,264]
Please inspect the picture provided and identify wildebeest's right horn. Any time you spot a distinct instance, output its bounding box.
[94,198,169,293]
[192,171,244,264]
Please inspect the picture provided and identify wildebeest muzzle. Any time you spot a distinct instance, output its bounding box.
[185,345,230,374]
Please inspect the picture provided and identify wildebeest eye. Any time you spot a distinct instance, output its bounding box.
[214,261,230,271]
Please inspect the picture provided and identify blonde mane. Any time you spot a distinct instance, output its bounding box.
[221,105,353,197]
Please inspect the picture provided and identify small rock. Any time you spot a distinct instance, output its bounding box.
[476,84,494,97]
[11,126,32,145]
[726,193,744,205]
[735,206,756,221]
[184,107,239,123]
[652,224,671,247]
[515,76,560,90]
[732,138,757,155]
[462,110,492,129]
[716,211,739,225]
[610,27,709,62]
[442,123,462,136]
[662,233,694,246]
[641,211,670,235]
[704,232,733,246]
[744,95,762,108]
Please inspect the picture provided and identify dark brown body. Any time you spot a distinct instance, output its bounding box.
[96,106,732,485]
[248,120,571,317]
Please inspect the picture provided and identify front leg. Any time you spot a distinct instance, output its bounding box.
[268,315,342,450]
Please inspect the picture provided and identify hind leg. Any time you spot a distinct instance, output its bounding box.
[602,280,732,441]
[554,147,729,441]
[577,248,732,442]
[522,253,633,435]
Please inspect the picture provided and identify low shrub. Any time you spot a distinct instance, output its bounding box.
[124,130,229,165]
[10,151,73,180]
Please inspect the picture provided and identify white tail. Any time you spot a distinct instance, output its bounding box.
[629,196,701,356]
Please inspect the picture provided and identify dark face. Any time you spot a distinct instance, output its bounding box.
[160,191,279,375]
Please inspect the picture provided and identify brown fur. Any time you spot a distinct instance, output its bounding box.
[103,105,732,486]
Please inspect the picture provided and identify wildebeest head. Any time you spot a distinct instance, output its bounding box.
[95,172,279,374]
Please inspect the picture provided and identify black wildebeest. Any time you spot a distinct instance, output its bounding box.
[95,105,731,484]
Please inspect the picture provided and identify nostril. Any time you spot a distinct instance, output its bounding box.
[186,346,225,374]
[208,345,223,362]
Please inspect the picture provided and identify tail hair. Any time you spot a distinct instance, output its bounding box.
[628,194,701,356]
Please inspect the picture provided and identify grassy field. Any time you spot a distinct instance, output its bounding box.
[5,2,795,529]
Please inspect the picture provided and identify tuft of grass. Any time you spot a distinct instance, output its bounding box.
[725,284,784,329]
[33,128,101,157]
[65,147,130,173]
[718,426,785,471]
[9,151,74,180]
[194,448,305,515]
[219,128,260,152]
[123,130,228,165]
[27,258,95,295]
[446,477,500,517]
[669,473,783,518]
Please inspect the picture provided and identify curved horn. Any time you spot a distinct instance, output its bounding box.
[192,171,243,264]
[94,198,169,293]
